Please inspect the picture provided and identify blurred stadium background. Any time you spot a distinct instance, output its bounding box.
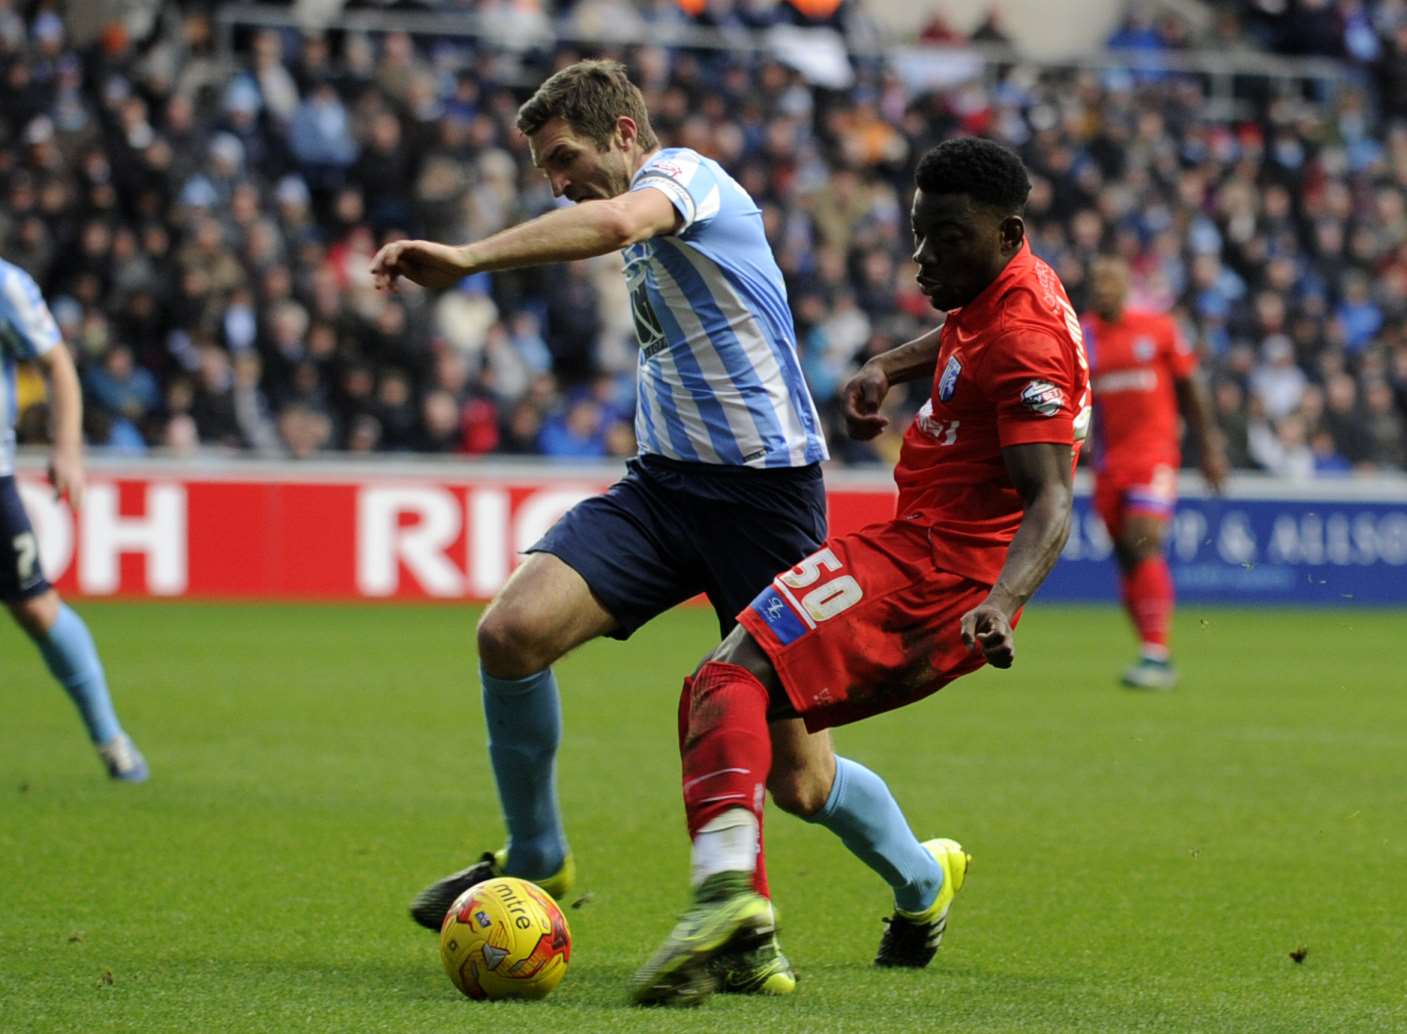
[3,0,1406,606]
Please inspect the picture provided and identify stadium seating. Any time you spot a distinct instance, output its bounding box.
[1,1,1403,474]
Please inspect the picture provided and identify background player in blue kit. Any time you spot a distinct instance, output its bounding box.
[372,60,950,993]
[1,258,148,782]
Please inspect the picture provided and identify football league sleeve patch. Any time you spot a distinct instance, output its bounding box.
[988,330,1081,448]
[629,151,720,235]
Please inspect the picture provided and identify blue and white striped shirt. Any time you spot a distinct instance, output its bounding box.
[624,148,827,468]
[0,260,61,477]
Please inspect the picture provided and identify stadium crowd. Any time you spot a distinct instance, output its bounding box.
[1,1,1405,475]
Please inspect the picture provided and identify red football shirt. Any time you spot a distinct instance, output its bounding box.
[1080,309,1195,474]
[893,242,1092,586]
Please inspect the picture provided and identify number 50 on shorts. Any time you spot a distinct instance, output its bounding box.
[776,547,864,622]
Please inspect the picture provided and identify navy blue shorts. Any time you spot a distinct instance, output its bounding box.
[529,455,827,639]
[0,476,51,603]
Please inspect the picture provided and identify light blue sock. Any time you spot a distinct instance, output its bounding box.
[481,666,568,879]
[34,604,122,746]
[808,756,944,913]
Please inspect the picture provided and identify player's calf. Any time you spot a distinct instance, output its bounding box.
[12,592,149,783]
[1115,520,1177,689]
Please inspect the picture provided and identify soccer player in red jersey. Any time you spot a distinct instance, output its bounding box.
[1083,257,1227,690]
[630,138,1092,1006]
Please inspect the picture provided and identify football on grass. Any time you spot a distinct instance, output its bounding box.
[439,877,572,1000]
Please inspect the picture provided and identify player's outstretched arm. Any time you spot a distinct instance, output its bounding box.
[36,341,86,510]
[1174,371,1228,494]
[841,325,945,439]
[959,442,1074,668]
[370,189,679,292]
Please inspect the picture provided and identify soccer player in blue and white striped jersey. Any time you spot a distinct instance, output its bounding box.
[1,258,148,781]
[620,146,827,467]
[375,61,947,998]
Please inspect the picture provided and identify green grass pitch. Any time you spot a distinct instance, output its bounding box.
[3,601,1404,1033]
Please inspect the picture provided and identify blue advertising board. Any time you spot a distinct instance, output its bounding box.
[1045,477,1407,605]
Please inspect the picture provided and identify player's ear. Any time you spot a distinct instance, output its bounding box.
[1000,215,1025,254]
[614,115,638,151]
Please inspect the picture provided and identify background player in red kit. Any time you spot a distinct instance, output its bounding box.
[630,138,1091,1007]
[1083,257,1227,690]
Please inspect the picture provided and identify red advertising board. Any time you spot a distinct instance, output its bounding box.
[14,463,898,601]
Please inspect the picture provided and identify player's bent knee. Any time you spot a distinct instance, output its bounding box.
[476,606,555,679]
[1122,515,1167,551]
[705,625,769,678]
[9,591,59,639]
[767,767,831,817]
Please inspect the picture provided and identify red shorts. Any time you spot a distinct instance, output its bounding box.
[1093,464,1176,538]
[738,519,1003,732]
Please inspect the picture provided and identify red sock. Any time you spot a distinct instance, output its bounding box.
[1121,555,1174,653]
[677,662,771,897]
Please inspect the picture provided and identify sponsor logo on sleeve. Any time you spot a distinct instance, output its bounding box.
[1020,380,1065,417]
[653,160,684,179]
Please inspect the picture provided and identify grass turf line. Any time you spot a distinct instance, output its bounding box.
[2,602,1403,1033]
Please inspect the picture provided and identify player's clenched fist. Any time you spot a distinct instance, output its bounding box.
[841,361,891,440]
[959,602,1016,669]
[370,239,474,292]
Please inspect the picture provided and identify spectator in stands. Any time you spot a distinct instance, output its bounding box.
[538,397,608,459]
[278,402,332,460]
[287,80,357,188]
[1250,336,1308,420]
[1363,378,1406,467]
[1213,378,1254,470]
[84,344,158,435]
[1324,372,1374,465]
